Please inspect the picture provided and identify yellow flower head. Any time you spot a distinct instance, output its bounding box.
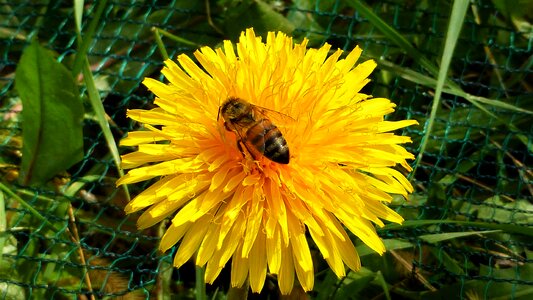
[117,28,417,294]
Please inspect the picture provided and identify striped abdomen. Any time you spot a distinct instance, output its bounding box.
[245,118,289,164]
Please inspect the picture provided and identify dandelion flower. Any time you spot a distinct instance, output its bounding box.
[117,28,417,294]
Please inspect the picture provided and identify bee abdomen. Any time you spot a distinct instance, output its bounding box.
[264,135,289,164]
[247,120,289,164]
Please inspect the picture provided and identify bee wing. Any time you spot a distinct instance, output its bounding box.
[252,105,296,128]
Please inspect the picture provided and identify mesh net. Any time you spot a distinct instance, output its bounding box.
[1,0,532,299]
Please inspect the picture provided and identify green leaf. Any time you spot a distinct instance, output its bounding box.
[347,0,441,78]
[429,248,465,276]
[335,268,376,298]
[383,220,533,237]
[356,239,414,257]
[376,59,533,115]
[315,268,342,300]
[62,175,102,197]
[492,0,533,38]
[0,183,61,233]
[73,3,130,201]
[420,230,501,243]
[413,0,470,176]
[15,40,84,186]
[72,0,108,76]
[375,271,392,300]
[478,261,533,299]
[476,196,533,224]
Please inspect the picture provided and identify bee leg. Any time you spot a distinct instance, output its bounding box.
[236,140,245,156]
[223,121,232,132]
[236,140,258,161]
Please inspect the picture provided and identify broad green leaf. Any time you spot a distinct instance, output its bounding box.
[15,40,84,186]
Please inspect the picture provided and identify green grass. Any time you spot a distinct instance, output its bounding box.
[0,0,532,299]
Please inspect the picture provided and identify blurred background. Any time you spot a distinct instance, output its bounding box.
[0,0,532,299]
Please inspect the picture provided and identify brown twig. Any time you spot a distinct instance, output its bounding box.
[67,204,95,300]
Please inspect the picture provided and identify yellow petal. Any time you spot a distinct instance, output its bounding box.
[173,214,211,267]
[127,108,178,126]
[278,243,295,295]
[124,175,177,213]
[205,213,246,283]
[231,242,248,288]
[160,221,192,253]
[196,215,222,267]
[287,210,313,274]
[241,186,264,257]
[119,130,167,147]
[330,219,361,271]
[117,158,204,185]
[249,230,267,293]
[266,224,282,274]
[218,185,248,247]
[337,210,386,255]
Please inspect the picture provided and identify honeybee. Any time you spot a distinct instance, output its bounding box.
[219,97,290,164]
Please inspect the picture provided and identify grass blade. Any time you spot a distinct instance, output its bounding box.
[72,0,108,76]
[73,2,130,200]
[154,27,200,48]
[420,230,500,243]
[348,0,441,79]
[383,220,533,237]
[356,239,414,257]
[195,266,207,300]
[377,59,533,114]
[412,0,470,176]
[152,27,170,61]
[82,60,130,200]
[0,183,61,232]
[375,271,391,300]
[352,0,532,155]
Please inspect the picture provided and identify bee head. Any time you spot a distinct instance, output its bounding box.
[220,97,248,121]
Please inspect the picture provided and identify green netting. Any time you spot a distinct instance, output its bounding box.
[0,0,532,299]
